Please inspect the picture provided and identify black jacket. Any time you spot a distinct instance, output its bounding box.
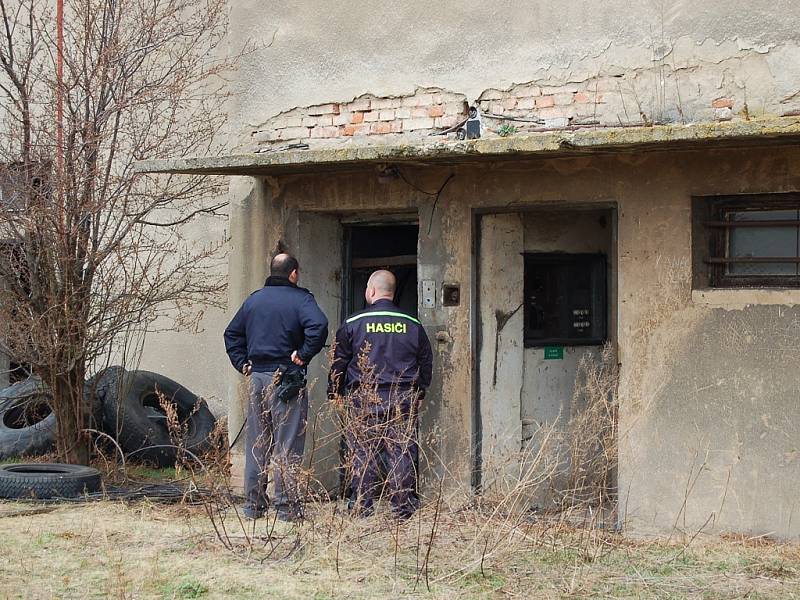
[224,276,328,372]
[329,298,432,395]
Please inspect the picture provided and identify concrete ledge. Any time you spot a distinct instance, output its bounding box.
[135,116,800,176]
[692,288,800,308]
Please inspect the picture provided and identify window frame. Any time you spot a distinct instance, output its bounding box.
[705,194,800,289]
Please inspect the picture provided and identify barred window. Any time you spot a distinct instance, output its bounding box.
[704,195,800,288]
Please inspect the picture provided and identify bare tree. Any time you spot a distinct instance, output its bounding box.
[0,0,232,464]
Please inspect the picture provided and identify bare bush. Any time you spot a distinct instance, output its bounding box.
[0,0,235,463]
[195,343,622,589]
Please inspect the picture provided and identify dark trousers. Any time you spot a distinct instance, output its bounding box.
[346,387,419,517]
[244,370,308,512]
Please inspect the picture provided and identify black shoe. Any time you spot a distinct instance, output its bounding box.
[276,506,304,523]
[392,509,415,522]
[347,501,374,518]
[243,505,266,520]
[242,504,267,521]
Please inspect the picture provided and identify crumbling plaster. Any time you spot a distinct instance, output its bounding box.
[231,1,800,146]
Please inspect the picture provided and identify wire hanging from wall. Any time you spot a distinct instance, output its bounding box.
[394,170,455,235]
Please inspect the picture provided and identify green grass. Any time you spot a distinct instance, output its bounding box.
[127,464,178,481]
[461,569,506,592]
[160,577,208,599]
[34,532,57,547]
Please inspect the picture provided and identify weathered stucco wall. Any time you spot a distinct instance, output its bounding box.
[210,2,800,536]
[93,206,230,416]
[226,144,800,536]
[230,1,800,149]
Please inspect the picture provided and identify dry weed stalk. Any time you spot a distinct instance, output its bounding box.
[157,387,206,479]
[194,344,624,589]
[560,342,619,509]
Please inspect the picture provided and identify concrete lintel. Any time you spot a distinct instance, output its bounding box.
[135,117,800,176]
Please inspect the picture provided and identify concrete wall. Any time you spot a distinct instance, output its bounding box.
[130,211,229,416]
[235,144,800,538]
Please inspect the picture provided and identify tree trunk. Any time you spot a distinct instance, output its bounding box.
[50,364,90,465]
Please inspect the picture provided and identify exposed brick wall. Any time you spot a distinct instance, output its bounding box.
[477,83,602,128]
[251,88,468,148]
[476,79,745,130]
[248,79,754,151]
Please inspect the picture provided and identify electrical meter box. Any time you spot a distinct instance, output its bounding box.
[523,253,607,347]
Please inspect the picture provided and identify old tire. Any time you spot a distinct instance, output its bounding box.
[101,370,216,466]
[84,366,126,425]
[0,463,101,499]
[0,378,56,460]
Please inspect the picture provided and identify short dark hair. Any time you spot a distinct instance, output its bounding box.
[270,253,299,278]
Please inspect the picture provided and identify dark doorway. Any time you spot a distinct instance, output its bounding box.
[339,221,420,501]
[343,223,419,317]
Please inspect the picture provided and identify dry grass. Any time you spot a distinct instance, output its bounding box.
[2,338,795,598]
[560,343,618,509]
[1,499,800,599]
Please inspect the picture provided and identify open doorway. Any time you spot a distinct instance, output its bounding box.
[339,220,420,500]
[342,222,419,317]
[296,214,422,496]
[476,207,617,510]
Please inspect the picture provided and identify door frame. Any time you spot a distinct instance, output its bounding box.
[340,218,420,321]
[471,203,619,494]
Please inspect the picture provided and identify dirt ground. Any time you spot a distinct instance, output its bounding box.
[1,499,800,600]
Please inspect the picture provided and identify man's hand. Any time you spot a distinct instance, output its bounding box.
[291,351,305,366]
[242,361,252,376]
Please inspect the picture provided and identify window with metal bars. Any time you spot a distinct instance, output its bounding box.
[703,194,800,288]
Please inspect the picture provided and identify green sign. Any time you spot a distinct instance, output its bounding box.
[544,346,564,360]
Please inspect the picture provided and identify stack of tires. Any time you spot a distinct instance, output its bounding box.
[0,367,216,467]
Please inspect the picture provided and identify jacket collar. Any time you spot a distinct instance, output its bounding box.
[265,275,296,288]
[369,298,397,310]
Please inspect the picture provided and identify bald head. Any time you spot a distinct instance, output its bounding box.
[365,269,396,304]
[270,253,299,282]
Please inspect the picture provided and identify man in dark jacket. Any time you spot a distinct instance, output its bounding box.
[329,270,432,519]
[224,253,328,521]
